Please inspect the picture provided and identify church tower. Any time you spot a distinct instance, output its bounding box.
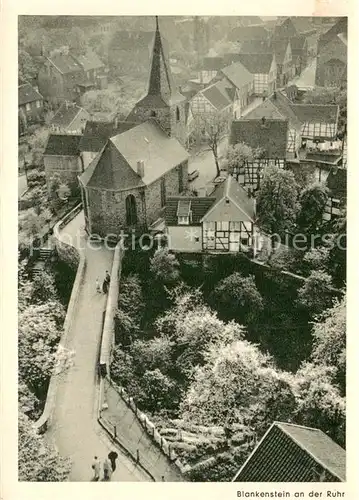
[126,16,187,146]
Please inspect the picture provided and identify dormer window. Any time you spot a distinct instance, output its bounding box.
[177,199,192,225]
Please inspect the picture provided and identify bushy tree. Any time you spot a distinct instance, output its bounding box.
[225,143,264,181]
[256,165,300,237]
[130,336,174,376]
[18,207,52,250]
[297,270,334,316]
[19,50,38,82]
[68,27,86,55]
[150,248,180,284]
[19,411,71,481]
[296,183,329,234]
[136,369,180,412]
[212,272,263,323]
[31,271,58,304]
[302,246,330,272]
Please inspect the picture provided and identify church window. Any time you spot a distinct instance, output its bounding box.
[125,194,137,226]
[176,106,180,122]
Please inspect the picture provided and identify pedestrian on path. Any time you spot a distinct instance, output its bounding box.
[108,450,118,472]
[105,270,111,285]
[96,278,101,293]
[103,457,112,481]
[102,278,108,294]
[92,456,101,481]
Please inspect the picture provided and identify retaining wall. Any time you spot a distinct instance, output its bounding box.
[34,205,86,433]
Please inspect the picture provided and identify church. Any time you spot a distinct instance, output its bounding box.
[78,17,189,238]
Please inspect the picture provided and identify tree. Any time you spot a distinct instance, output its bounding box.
[311,295,346,394]
[192,113,229,177]
[225,143,264,181]
[296,183,329,234]
[18,208,52,250]
[136,369,180,412]
[327,210,346,287]
[19,411,71,481]
[19,50,38,81]
[302,246,330,273]
[31,271,58,304]
[150,248,180,284]
[256,165,300,237]
[212,272,263,323]
[130,336,174,376]
[297,270,334,316]
[68,27,87,55]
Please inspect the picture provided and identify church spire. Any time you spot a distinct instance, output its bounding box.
[147,15,172,101]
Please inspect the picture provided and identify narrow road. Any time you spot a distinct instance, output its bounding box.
[49,212,149,481]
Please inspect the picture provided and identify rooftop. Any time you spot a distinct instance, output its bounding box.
[18,83,43,106]
[72,51,104,72]
[50,102,87,129]
[44,134,82,156]
[221,61,254,89]
[201,80,233,111]
[229,25,269,43]
[233,422,346,482]
[165,196,216,226]
[290,104,339,124]
[236,52,274,74]
[79,120,138,152]
[48,53,83,75]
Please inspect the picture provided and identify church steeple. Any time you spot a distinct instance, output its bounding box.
[147,16,173,102]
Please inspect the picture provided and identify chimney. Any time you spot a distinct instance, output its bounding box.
[273,91,277,100]
[137,160,145,178]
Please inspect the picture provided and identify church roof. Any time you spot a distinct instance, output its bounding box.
[80,120,188,191]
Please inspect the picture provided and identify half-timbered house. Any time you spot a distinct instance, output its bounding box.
[165,175,258,254]
[272,40,294,86]
[50,102,90,134]
[216,61,254,118]
[290,103,339,142]
[230,117,288,191]
[236,53,277,97]
[195,56,224,86]
[289,35,309,75]
[316,33,347,88]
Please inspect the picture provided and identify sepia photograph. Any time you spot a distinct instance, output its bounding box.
[16,14,347,484]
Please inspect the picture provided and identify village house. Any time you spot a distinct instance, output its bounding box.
[165,175,258,254]
[232,422,346,482]
[315,33,347,88]
[236,53,277,97]
[78,17,190,238]
[217,61,255,118]
[229,25,270,46]
[18,82,44,134]
[71,50,107,89]
[79,119,138,170]
[230,117,288,191]
[317,17,347,54]
[272,17,299,41]
[289,35,309,75]
[43,134,83,196]
[50,102,90,134]
[193,56,224,87]
[290,103,339,143]
[272,40,294,87]
[245,90,302,157]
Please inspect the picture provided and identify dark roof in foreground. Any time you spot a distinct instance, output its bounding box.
[18,83,43,106]
[237,53,273,74]
[291,104,339,124]
[165,196,216,226]
[79,120,138,152]
[221,61,254,89]
[201,81,232,111]
[230,118,288,158]
[44,134,82,156]
[233,422,346,482]
[50,102,87,128]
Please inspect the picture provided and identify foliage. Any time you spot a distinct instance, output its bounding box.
[18,382,40,420]
[18,207,52,250]
[311,295,346,394]
[115,275,144,344]
[212,272,263,323]
[225,143,265,181]
[18,411,71,481]
[68,27,87,55]
[302,246,330,273]
[326,211,346,287]
[130,336,174,376]
[297,270,334,316]
[268,246,302,272]
[256,165,300,236]
[26,169,46,188]
[31,271,58,304]
[19,50,38,82]
[302,87,347,128]
[296,183,329,234]
[150,248,180,284]
[135,369,180,413]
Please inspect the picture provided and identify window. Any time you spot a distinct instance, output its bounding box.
[125,194,137,226]
[176,106,180,122]
[178,216,189,225]
[25,103,31,112]
[36,100,41,108]
[160,178,166,207]
[217,221,229,231]
[151,110,156,117]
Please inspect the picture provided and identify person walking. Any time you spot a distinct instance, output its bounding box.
[105,270,111,285]
[95,278,101,293]
[103,456,112,481]
[92,456,101,481]
[108,450,118,472]
[102,278,108,294]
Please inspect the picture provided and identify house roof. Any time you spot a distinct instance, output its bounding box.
[230,118,288,158]
[239,39,271,54]
[50,102,87,129]
[44,134,82,156]
[229,25,269,43]
[233,422,346,482]
[318,17,347,52]
[200,56,224,71]
[201,81,232,111]
[165,196,216,226]
[48,53,83,75]
[205,174,256,221]
[79,120,138,152]
[72,51,104,72]
[272,40,290,64]
[291,17,316,35]
[18,83,43,106]
[269,91,302,129]
[221,62,254,90]
[289,35,307,53]
[272,18,299,40]
[290,104,339,124]
[237,53,274,74]
[245,99,286,121]
[81,120,189,190]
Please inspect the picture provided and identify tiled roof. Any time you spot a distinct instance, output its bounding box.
[110,120,189,186]
[269,92,302,130]
[291,104,339,124]
[245,100,285,121]
[48,53,83,74]
[18,83,43,106]
[237,53,273,74]
[239,39,271,54]
[80,120,138,152]
[272,18,299,40]
[200,56,224,71]
[291,17,316,35]
[230,118,288,158]
[229,25,269,43]
[289,35,307,54]
[318,17,347,52]
[233,422,346,482]
[165,196,216,226]
[50,102,87,128]
[44,134,82,156]
[221,61,254,89]
[207,175,256,221]
[272,40,290,64]
[201,81,232,111]
[72,51,104,72]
